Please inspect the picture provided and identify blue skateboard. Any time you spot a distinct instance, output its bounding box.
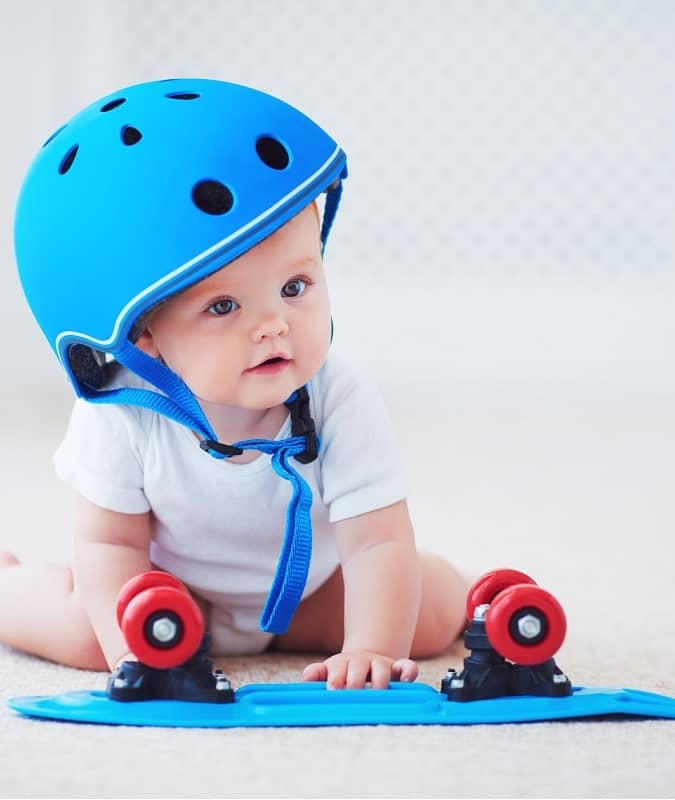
[8,682,675,728]
[8,568,675,728]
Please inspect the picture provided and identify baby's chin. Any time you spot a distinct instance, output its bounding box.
[196,384,299,411]
[239,383,306,410]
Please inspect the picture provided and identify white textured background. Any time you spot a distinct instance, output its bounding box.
[1,1,674,644]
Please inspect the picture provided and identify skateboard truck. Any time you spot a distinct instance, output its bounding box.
[442,569,573,702]
[107,571,235,703]
[107,632,234,703]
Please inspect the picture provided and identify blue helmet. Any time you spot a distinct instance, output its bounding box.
[15,78,347,403]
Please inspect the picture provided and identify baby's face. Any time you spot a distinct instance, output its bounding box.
[137,204,331,410]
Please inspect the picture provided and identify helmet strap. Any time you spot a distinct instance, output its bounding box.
[320,179,344,254]
[80,339,218,443]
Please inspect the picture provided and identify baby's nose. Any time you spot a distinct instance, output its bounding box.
[250,310,289,341]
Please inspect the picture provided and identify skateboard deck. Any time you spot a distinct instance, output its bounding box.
[8,682,675,728]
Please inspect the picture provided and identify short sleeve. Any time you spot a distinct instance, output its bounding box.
[53,399,150,514]
[315,357,407,523]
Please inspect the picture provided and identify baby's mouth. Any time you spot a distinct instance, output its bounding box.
[245,355,292,374]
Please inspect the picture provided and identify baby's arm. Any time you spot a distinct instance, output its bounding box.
[303,499,421,689]
[72,495,153,669]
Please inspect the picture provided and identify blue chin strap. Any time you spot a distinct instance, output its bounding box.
[225,434,314,633]
[80,338,317,635]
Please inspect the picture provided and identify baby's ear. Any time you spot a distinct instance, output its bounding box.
[134,328,161,358]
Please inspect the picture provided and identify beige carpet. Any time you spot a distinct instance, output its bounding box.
[2,387,675,798]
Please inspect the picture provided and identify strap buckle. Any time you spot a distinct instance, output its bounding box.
[285,386,318,464]
[199,440,244,458]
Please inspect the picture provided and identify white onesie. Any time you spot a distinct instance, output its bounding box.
[53,353,407,654]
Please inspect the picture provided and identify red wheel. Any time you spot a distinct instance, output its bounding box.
[466,568,537,621]
[116,571,189,628]
[485,584,566,666]
[120,585,204,669]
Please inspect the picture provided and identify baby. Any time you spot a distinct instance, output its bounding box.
[4,78,468,689]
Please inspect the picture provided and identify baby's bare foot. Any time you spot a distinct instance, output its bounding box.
[0,552,20,567]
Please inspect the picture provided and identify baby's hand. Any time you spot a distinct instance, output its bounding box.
[302,651,418,689]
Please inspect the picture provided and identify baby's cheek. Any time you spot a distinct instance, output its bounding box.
[304,333,330,372]
[191,364,239,404]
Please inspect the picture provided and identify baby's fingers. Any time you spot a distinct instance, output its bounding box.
[303,656,351,688]
[344,655,371,689]
[326,656,350,689]
[391,658,418,683]
[302,661,328,682]
[369,658,393,689]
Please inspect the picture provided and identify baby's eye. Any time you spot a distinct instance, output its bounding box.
[207,298,239,315]
[281,279,307,298]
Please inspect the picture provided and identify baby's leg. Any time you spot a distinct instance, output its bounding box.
[0,552,106,670]
[409,553,470,657]
[271,552,470,657]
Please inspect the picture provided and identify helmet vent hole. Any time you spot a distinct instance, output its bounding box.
[166,92,200,100]
[256,136,290,170]
[121,126,143,146]
[192,180,234,215]
[100,98,126,112]
[58,145,79,175]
